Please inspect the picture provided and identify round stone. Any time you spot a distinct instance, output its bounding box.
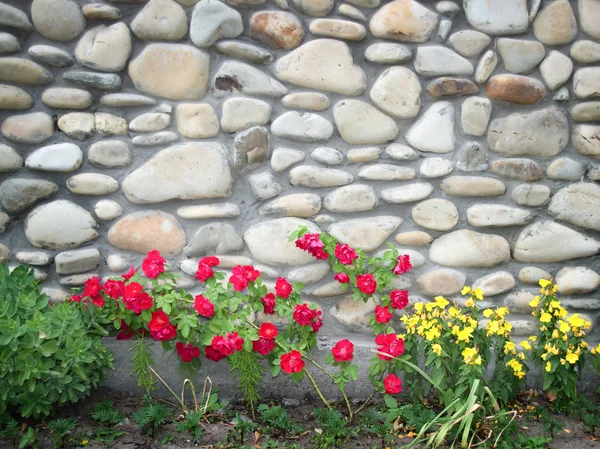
[15,251,53,266]
[416,268,466,296]
[464,0,528,35]
[448,30,491,57]
[99,93,155,107]
[370,66,421,119]
[573,125,600,158]
[540,50,573,91]
[475,50,498,83]
[496,38,546,74]
[0,179,58,213]
[0,144,21,173]
[177,203,240,219]
[215,40,273,64]
[574,67,600,99]
[555,267,600,295]
[386,144,418,160]
[0,33,20,54]
[519,266,552,284]
[175,103,219,139]
[213,60,287,97]
[570,40,600,63]
[490,159,542,182]
[533,0,577,46]
[546,158,584,181]
[0,84,33,110]
[31,0,86,42]
[25,143,83,173]
[370,0,439,43]
[184,223,243,257]
[250,11,304,50]
[131,0,188,41]
[347,147,381,163]
[88,141,132,168]
[271,111,333,142]
[82,4,121,19]
[288,262,329,285]
[67,173,119,195]
[57,113,95,140]
[430,229,510,268]
[323,185,378,213]
[412,198,458,231]
[221,98,271,133]
[548,183,600,232]
[292,0,334,17]
[271,148,305,172]
[419,157,453,178]
[75,23,132,72]
[415,46,474,77]
[472,271,516,297]
[94,200,123,220]
[311,147,343,166]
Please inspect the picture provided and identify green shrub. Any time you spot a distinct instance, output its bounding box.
[0,264,114,418]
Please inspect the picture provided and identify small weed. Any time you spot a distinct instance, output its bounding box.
[132,395,173,439]
[47,419,78,449]
[312,408,357,449]
[497,431,552,449]
[175,410,206,444]
[258,404,303,438]
[228,413,257,446]
[89,400,127,447]
[161,432,175,445]
[357,408,393,448]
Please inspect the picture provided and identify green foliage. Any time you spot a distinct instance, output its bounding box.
[229,350,264,414]
[176,410,205,444]
[533,406,563,438]
[47,418,77,448]
[258,404,303,438]
[130,338,156,393]
[383,399,436,432]
[89,400,126,447]
[132,395,173,438]
[356,408,393,447]
[229,413,257,446]
[312,408,357,449]
[0,417,21,446]
[0,264,114,418]
[496,432,552,449]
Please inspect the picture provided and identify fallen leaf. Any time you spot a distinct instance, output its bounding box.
[314,428,323,435]
[407,431,417,438]
[563,429,571,434]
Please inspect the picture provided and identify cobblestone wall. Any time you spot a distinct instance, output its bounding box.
[1,0,599,344]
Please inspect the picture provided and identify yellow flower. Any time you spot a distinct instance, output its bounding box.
[528,296,540,308]
[565,352,579,364]
[432,343,442,356]
[461,286,472,295]
[552,329,560,339]
[483,309,493,318]
[465,298,475,308]
[517,352,526,360]
[414,302,424,313]
[472,288,484,300]
[434,296,450,309]
[528,335,537,342]
[462,347,481,365]
[425,327,441,341]
[549,300,561,310]
[520,341,532,351]
[545,361,552,373]
[567,314,586,329]
[504,341,516,354]
[539,279,552,288]
[448,307,459,318]
[456,326,475,343]
[425,302,435,312]
[496,307,509,318]
[487,320,500,336]
[558,320,571,334]
[540,312,552,323]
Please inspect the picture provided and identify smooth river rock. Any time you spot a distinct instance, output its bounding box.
[0,84,33,110]
[333,99,398,144]
[289,166,353,188]
[369,0,439,43]
[548,183,600,232]
[412,198,458,231]
[369,66,421,119]
[406,101,455,153]
[75,23,132,72]
[430,229,511,268]
[441,176,506,197]
[328,216,403,252]
[555,266,600,295]
[416,268,466,296]
[0,179,58,213]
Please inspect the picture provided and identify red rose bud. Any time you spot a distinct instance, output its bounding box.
[122,267,136,280]
[334,272,350,283]
[384,373,403,395]
[261,293,276,314]
[275,277,293,299]
[393,254,412,275]
[331,339,354,362]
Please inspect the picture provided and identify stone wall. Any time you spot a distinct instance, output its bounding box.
[0,0,599,348]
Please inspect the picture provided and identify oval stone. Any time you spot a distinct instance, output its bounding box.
[486,75,545,105]
[41,87,92,109]
[323,185,378,213]
[369,0,439,43]
[416,268,466,296]
[67,173,119,195]
[289,166,353,188]
[412,198,458,231]
[250,11,304,50]
[88,141,132,168]
[440,176,506,197]
[0,58,53,85]
[26,143,83,173]
[259,193,322,218]
[328,216,403,252]
[0,84,33,110]
[75,23,132,72]
[430,229,510,268]
[490,159,542,182]
[31,0,86,42]
[381,182,434,204]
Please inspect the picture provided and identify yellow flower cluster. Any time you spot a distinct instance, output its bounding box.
[506,358,526,378]
[483,307,512,338]
[591,343,600,355]
[462,347,482,365]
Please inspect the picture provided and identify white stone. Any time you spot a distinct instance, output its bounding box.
[106,254,130,272]
[574,68,600,99]
[570,40,600,63]
[328,216,403,252]
[513,221,600,263]
[430,229,510,268]
[184,223,243,257]
[123,143,232,204]
[88,141,132,168]
[381,182,434,204]
[461,97,491,137]
[67,174,119,196]
[473,271,516,297]
[309,19,366,41]
[273,39,367,96]
[281,92,330,111]
[448,30,490,57]
[546,158,585,181]
[215,40,272,64]
[496,38,545,74]
[311,147,343,165]
[25,143,83,173]
[288,262,329,285]
[548,183,600,231]
[94,200,123,220]
[132,131,178,146]
[412,198,458,231]
[244,218,320,266]
[406,101,455,153]
[436,1,459,16]
[369,0,439,43]
[289,166,353,188]
[221,98,271,133]
[175,103,219,139]
[324,185,378,213]
[464,0,528,35]
[386,144,418,161]
[419,157,453,178]
[364,43,412,64]
[271,148,305,172]
[370,66,422,119]
[441,176,506,197]
[259,193,322,218]
[41,87,92,109]
[347,147,381,163]
[555,267,600,295]
[31,0,86,42]
[573,125,600,158]
[25,200,98,250]
[580,0,600,40]
[519,266,552,284]
[0,144,22,173]
[539,50,572,91]
[511,184,551,206]
[213,60,287,97]
[190,0,242,47]
[414,46,473,77]
[416,268,466,296]
[395,231,433,246]
[0,211,8,233]
[475,50,498,83]
[95,112,127,136]
[98,94,155,107]
[553,87,569,101]
[177,203,240,219]
[271,111,333,142]
[533,0,577,46]
[129,113,171,133]
[15,251,53,266]
[131,0,188,41]
[438,19,452,40]
[82,3,121,19]
[247,172,282,200]
[292,0,334,17]
[467,204,534,227]
[455,142,488,172]
[333,100,398,144]
[0,33,20,54]
[57,113,95,141]
[358,164,416,181]
[75,23,132,72]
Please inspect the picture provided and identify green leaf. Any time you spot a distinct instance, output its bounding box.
[384,395,398,409]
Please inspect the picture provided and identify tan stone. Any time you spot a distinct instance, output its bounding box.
[441,176,506,197]
[95,113,127,136]
[259,193,322,218]
[427,78,478,97]
[533,0,577,45]
[485,75,545,105]
[1,112,54,144]
[369,0,439,43]
[31,0,86,42]
[128,44,210,100]
[175,103,219,139]
[490,159,542,182]
[250,11,304,50]
[309,19,366,41]
[395,231,432,246]
[0,58,53,85]
[75,23,132,72]
[330,296,376,334]
[0,84,33,110]
[579,0,600,40]
[41,87,92,109]
[430,229,511,268]
[131,0,188,40]
[571,102,600,122]
[292,0,334,17]
[281,92,330,111]
[416,268,466,296]
[108,210,186,256]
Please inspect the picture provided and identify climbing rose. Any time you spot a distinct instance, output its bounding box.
[375,305,393,323]
[229,265,260,291]
[194,294,215,318]
[83,277,102,297]
[331,339,354,363]
[211,336,233,357]
[68,294,82,303]
[205,345,225,362]
[334,272,350,284]
[295,233,328,260]
[148,310,176,341]
[356,274,377,295]
[252,338,276,356]
[280,350,305,374]
[227,332,244,352]
[293,304,318,326]
[390,290,409,310]
[122,283,152,314]
[201,256,220,267]
[142,250,166,279]
[384,373,403,395]
[122,267,136,280]
[393,255,412,275]
[261,293,276,314]
[104,280,125,299]
[116,320,133,340]
[334,244,358,265]
[375,333,405,361]
[91,296,105,307]
[176,342,201,363]
[195,256,219,282]
[258,322,278,340]
[275,277,293,299]
[311,310,323,333]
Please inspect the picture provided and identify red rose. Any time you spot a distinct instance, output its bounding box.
[275,277,293,299]
[200,256,220,267]
[83,277,102,297]
[335,244,359,265]
[227,332,244,352]
[390,290,409,310]
[295,234,328,260]
[252,338,276,356]
[293,304,317,326]
[393,255,412,275]
[356,274,377,295]
[176,342,201,363]
[229,265,259,291]
[68,294,82,303]
[124,282,143,299]
[205,345,225,362]
[334,272,350,283]
[122,267,137,280]
[91,295,105,307]
[116,320,133,340]
[384,373,403,395]
[229,272,248,291]
[331,339,354,363]
[311,310,323,333]
[258,322,278,340]
[194,294,215,318]
[195,263,214,282]
[242,265,260,282]
[375,333,405,361]
[211,335,233,357]
[104,280,125,299]
[261,293,276,314]
[123,283,152,314]
[149,310,176,341]
[142,250,166,279]
[280,350,305,374]
[375,305,393,323]
[150,324,176,341]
